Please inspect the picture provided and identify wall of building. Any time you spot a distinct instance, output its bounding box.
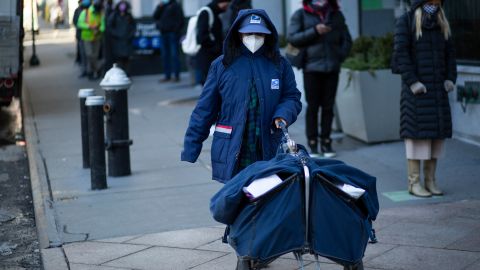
[361,0,395,37]
[451,66,480,146]
[251,0,285,36]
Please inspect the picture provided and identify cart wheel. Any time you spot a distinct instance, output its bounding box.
[344,261,364,270]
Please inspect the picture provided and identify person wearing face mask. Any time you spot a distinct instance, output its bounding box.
[102,0,115,74]
[77,0,105,80]
[182,10,302,185]
[393,0,456,197]
[107,1,136,73]
[153,0,185,82]
[195,0,231,85]
[288,0,352,158]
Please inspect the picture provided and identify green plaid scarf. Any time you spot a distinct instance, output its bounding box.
[237,80,262,172]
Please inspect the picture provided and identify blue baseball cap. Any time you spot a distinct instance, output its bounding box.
[238,14,272,35]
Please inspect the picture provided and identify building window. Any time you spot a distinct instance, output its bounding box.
[444,0,480,65]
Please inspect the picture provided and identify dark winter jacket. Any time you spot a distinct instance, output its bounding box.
[73,6,86,40]
[107,10,136,58]
[394,0,456,139]
[153,0,184,34]
[210,151,379,265]
[195,2,226,76]
[229,0,252,25]
[287,0,352,72]
[181,9,302,183]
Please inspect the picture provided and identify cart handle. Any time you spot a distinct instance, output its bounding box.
[278,121,297,154]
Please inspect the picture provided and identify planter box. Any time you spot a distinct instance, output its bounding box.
[336,68,401,143]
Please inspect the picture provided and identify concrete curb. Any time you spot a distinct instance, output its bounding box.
[22,84,68,269]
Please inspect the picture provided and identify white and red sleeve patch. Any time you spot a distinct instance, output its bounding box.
[215,124,233,134]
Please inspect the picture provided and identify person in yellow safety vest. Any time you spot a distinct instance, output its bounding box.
[77,0,105,80]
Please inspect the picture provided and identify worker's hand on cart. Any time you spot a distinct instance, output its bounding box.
[274,118,287,129]
[275,119,297,154]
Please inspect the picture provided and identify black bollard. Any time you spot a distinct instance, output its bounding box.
[86,96,107,190]
[78,89,95,168]
[100,64,133,177]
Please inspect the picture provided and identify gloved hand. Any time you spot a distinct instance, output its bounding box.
[274,118,287,129]
[410,82,427,95]
[444,80,455,92]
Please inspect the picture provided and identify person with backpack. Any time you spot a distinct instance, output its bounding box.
[181,9,302,184]
[195,0,231,85]
[107,1,136,73]
[153,0,185,82]
[393,0,456,197]
[287,0,352,158]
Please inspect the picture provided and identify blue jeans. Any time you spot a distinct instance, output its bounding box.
[161,32,180,79]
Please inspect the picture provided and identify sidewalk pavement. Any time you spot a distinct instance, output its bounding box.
[22,29,480,270]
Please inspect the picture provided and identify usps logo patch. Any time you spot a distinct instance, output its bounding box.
[250,15,261,24]
[271,79,280,90]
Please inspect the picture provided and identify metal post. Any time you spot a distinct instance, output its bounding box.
[78,89,95,168]
[86,96,107,190]
[29,0,40,66]
[100,64,133,177]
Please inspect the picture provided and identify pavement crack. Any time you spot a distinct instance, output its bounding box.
[41,157,54,201]
[63,225,89,241]
[187,253,230,269]
[61,246,71,270]
[461,258,480,270]
[193,237,222,249]
[99,246,154,266]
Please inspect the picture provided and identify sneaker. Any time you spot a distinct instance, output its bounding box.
[321,139,336,158]
[159,77,171,83]
[308,139,320,157]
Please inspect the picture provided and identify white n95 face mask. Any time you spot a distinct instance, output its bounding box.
[242,35,265,54]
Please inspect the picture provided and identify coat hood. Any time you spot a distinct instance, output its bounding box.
[411,0,444,10]
[223,9,279,61]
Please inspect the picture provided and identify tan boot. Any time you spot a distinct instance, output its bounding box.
[424,159,444,195]
[408,159,432,197]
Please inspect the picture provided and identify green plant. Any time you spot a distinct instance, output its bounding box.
[343,33,394,71]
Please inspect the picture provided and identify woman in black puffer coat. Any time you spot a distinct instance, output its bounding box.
[288,0,352,158]
[394,0,456,197]
[107,1,136,73]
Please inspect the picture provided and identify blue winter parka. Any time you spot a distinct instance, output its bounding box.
[181,9,302,183]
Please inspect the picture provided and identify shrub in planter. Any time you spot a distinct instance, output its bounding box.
[336,33,402,143]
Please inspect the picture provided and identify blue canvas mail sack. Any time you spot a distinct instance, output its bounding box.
[210,149,379,267]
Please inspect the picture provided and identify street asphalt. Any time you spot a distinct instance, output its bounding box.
[21,28,480,270]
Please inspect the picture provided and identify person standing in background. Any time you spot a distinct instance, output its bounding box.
[153,0,185,82]
[287,0,352,158]
[77,0,105,80]
[195,0,231,85]
[103,0,115,74]
[229,0,251,25]
[107,0,136,73]
[73,0,89,78]
[394,0,456,197]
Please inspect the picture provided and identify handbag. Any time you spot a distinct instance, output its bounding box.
[285,43,306,69]
[285,10,306,69]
